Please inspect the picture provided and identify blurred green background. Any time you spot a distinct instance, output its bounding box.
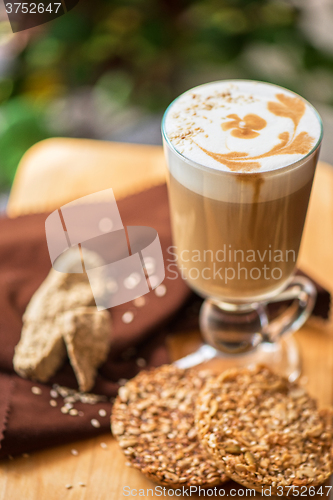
[0,0,333,191]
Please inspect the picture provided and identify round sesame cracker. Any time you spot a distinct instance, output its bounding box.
[195,365,333,496]
[111,364,228,487]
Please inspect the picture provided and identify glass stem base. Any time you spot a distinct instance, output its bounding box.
[175,276,316,380]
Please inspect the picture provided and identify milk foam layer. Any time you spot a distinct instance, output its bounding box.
[164,81,321,173]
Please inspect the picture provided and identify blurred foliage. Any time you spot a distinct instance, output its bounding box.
[1,0,333,188]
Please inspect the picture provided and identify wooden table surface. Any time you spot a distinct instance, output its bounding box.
[1,139,333,499]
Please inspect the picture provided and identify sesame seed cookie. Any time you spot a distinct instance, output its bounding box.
[195,365,333,496]
[111,364,228,487]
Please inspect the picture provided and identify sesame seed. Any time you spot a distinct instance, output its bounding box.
[78,482,86,487]
[100,442,108,449]
[61,407,69,414]
[58,388,69,397]
[69,409,78,416]
[31,386,42,395]
[65,484,73,489]
[155,284,167,297]
[78,411,84,417]
[22,453,30,458]
[98,409,107,417]
[71,449,78,456]
[64,396,76,404]
[91,419,100,428]
[8,455,14,460]
[64,403,73,409]
[122,311,134,324]
[136,358,146,368]
[50,400,57,407]
[50,389,58,398]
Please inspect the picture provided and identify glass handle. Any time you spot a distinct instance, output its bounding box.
[262,275,317,343]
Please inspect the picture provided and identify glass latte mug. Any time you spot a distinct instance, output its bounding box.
[162,80,323,380]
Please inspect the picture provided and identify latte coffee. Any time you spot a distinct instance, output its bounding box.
[163,81,322,302]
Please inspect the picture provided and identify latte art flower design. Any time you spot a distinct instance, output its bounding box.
[196,94,315,172]
[221,113,267,139]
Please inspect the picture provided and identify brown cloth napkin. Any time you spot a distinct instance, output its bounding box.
[0,184,192,458]
[0,184,330,459]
